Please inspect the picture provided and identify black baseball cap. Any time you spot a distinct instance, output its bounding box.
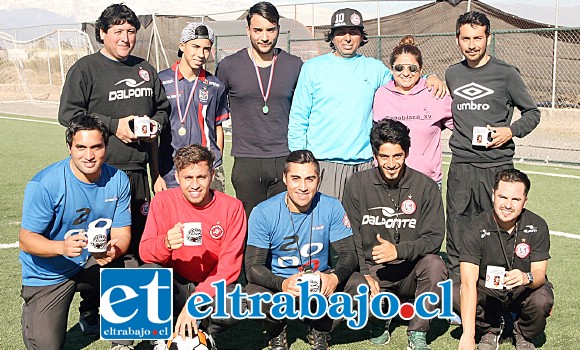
[330,8,364,30]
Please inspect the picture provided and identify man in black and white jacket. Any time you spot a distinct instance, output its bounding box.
[343,119,447,350]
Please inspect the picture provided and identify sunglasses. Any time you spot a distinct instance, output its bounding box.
[394,64,420,73]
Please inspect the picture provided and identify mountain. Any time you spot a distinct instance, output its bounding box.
[0,1,258,40]
[0,8,75,27]
[0,0,253,23]
[0,8,76,40]
[0,1,577,41]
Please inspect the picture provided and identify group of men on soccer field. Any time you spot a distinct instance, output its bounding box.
[18,2,553,350]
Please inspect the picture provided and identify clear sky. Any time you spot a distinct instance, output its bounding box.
[274,0,578,27]
[0,0,577,34]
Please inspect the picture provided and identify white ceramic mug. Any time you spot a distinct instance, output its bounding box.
[86,218,112,253]
[485,265,506,289]
[86,227,108,253]
[472,126,492,146]
[182,222,202,246]
[297,272,321,293]
[134,116,151,137]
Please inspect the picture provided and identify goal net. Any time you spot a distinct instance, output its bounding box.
[0,29,94,104]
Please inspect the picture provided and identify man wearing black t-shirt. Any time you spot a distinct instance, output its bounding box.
[456,169,553,350]
[215,1,303,217]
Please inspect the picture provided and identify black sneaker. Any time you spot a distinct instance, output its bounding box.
[478,332,500,350]
[308,327,330,350]
[514,332,536,350]
[79,309,99,336]
[268,326,288,350]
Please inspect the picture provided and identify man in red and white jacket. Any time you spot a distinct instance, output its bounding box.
[140,144,246,343]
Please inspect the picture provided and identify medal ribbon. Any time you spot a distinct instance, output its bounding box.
[249,49,277,109]
[285,194,314,271]
[174,64,199,128]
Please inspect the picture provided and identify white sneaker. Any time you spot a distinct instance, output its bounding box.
[110,344,134,350]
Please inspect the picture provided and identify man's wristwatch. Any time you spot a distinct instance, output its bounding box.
[525,272,534,286]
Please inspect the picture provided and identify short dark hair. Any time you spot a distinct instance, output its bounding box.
[95,4,141,44]
[66,114,109,147]
[174,144,215,172]
[325,28,369,50]
[456,11,491,37]
[178,25,210,57]
[494,168,531,195]
[370,119,411,155]
[284,150,320,176]
[390,35,423,68]
[193,25,210,38]
[247,2,280,26]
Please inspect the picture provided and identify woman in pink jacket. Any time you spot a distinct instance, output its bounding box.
[373,36,453,188]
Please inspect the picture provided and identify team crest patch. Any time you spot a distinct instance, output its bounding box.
[209,224,224,239]
[342,214,351,228]
[199,88,209,103]
[515,242,530,259]
[401,198,416,215]
[140,202,150,216]
[480,229,491,239]
[139,68,150,82]
[350,13,361,25]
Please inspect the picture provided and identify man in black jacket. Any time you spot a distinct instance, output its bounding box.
[57,4,169,345]
[445,11,541,282]
[58,3,169,263]
[343,119,447,350]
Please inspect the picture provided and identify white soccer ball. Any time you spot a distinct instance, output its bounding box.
[170,330,214,350]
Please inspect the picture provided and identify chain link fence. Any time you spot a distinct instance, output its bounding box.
[213,0,580,109]
[0,0,578,108]
[286,28,580,108]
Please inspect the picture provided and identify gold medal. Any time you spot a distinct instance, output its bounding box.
[174,65,199,138]
[263,104,269,114]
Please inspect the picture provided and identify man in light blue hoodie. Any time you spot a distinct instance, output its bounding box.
[288,8,445,200]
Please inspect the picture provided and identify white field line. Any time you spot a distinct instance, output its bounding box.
[1,115,234,142]
[1,116,575,170]
[0,230,578,249]
[523,170,580,180]
[549,231,580,239]
[0,115,60,125]
[441,161,580,179]
[1,116,578,172]
[0,242,19,249]
[1,115,578,242]
[1,115,232,142]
